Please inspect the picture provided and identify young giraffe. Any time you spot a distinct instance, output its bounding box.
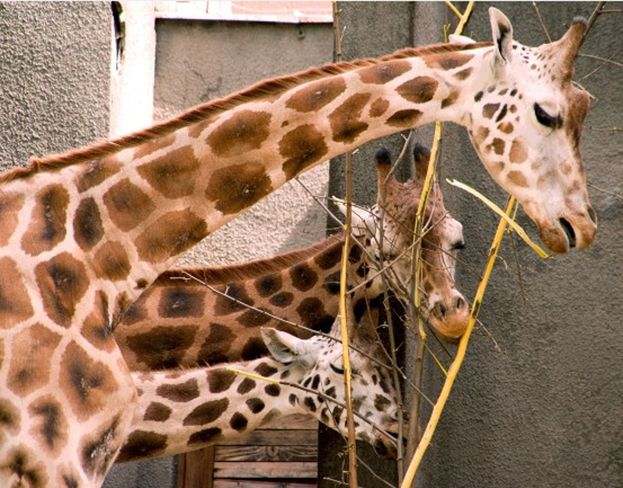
[0,8,592,487]
[116,319,401,464]
[114,136,468,381]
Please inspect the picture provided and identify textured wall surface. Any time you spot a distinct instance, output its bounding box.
[0,2,111,170]
[154,20,333,267]
[336,3,623,488]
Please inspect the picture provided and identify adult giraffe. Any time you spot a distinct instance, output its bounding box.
[0,8,593,487]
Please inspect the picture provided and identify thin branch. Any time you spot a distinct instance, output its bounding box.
[532,1,552,42]
[582,1,607,46]
[588,183,623,200]
[578,53,623,69]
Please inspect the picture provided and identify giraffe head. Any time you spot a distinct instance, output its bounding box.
[262,321,400,457]
[339,135,469,340]
[467,8,595,253]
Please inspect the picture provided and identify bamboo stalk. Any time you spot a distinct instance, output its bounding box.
[400,197,517,488]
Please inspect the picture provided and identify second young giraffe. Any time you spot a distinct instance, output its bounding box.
[116,319,401,463]
[115,137,469,379]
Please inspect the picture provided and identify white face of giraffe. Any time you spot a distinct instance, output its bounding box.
[263,327,400,457]
[467,8,595,253]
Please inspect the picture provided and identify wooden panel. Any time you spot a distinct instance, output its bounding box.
[214,462,317,479]
[217,429,317,446]
[215,444,317,462]
[214,481,316,488]
[260,415,318,430]
[177,446,215,488]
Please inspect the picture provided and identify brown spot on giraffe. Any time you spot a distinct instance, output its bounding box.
[0,257,34,329]
[424,52,473,70]
[4,447,48,487]
[28,395,68,455]
[297,297,333,331]
[157,378,200,403]
[208,368,237,393]
[285,77,347,112]
[138,146,201,199]
[507,171,529,188]
[59,342,119,420]
[103,179,156,232]
[279,124,329,180]
[214,283,254,315]
[8,324,62,396]
[237,308,272,328]
[328,93,372,144]
[22,184,70,256]
[369,97,390,118]
[117,430,168,462]
[255,362,278,377]
[0,192,24,246]
[122,298,148,325]
[265,384,280,396]
[237,378,256,395]
[127,325,199,370]
[386,109,422,128]
[270,291,294,308]
[205,161,272,215]
[289,263,318,291]
[441,90,460,109]
[75,155,122,193]
[144,402,172,422]
[0,398,21,434]
[81,291,115,352]
[188,427,222,445]
[92,241,131,281]
[73,197,104,251]
[509,140,528,164]
[498,121,514,134]
[396,76,438,104]
[489,138,505,156]
[358,60,411,84]
[183,398,229,425]
[198,323,236,366]
[314,240,342,269]
[207,110,271,158]
[482,103,501,119]
[246,398,265,414]
[159,287,205,318]
[35,253,89,328]
[135,208,207,264]
[230,412,248,432]
[241,337,269,360]
[188,118,215,139]
[454,67,473,80]
[254,273,282,297]
[134,133,177,159]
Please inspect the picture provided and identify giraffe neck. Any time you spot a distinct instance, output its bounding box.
[117,356,302,461]
[116,233,380,372]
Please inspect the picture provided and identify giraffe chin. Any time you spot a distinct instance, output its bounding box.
[429,309,470,342]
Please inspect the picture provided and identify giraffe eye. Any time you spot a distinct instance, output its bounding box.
[451,240,465,251]
[330,363,344,375]
[534,103,562,129]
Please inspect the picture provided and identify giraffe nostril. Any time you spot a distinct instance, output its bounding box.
[433,302,447,320]
[587,206,597,225]
[455,296,466,310]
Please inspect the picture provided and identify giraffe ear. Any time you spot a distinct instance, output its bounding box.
[261,328,314,366]
[489,7,513,65]
[333,198,375,232]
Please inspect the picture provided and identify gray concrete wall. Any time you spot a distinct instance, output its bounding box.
[0,2,111,170]
[337,3,623,488]
[154,20,333,267]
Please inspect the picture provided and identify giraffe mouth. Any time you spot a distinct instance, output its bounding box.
[559,218,576,249]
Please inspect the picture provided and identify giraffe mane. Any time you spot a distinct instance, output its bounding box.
[154,233,343,285]
[0,42,492,184]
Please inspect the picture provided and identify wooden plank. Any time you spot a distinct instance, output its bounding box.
[214,481,316,488]
[260,415,318,430]
[215,444,317,462]
[213,461,317,479]
[217,430,317,446]
[177,446,215,488]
